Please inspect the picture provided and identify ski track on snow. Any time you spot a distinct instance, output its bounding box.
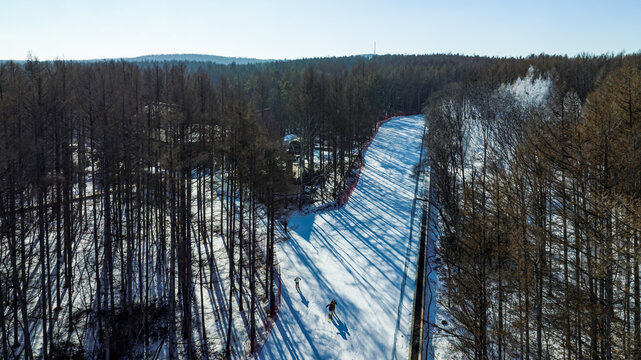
[259,115,426,360]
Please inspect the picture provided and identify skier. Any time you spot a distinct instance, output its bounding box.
[326,299,337,321]
[283,219,288,233]
[294,276,301,293]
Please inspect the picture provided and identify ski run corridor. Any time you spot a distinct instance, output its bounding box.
[259,115,427,360]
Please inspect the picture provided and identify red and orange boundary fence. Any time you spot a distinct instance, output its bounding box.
[337,112,419,209]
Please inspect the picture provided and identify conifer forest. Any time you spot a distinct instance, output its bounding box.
[1,52,641,359]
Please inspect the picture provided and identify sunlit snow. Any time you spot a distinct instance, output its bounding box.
[259,115,426,360]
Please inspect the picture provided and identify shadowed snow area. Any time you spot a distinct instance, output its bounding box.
[260,115,426,360]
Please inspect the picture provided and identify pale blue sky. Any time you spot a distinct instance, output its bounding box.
[1,0,639,60]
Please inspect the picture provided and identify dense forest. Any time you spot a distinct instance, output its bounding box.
[0,52,639,359]
[426,54,641,359]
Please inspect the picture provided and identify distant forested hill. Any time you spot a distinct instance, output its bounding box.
[1,53,272,64]
[122,53,273,64]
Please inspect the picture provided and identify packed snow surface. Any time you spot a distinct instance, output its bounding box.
[260,115,426,360]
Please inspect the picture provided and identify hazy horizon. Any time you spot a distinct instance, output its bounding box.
[1,0,639,61]
[3,50,640,63]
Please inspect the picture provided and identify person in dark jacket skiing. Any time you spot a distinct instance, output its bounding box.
[326,299,337,321]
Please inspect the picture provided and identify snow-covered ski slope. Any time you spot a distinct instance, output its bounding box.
[260,115,426,360]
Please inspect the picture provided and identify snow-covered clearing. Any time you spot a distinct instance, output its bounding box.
[259,115,426,360]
